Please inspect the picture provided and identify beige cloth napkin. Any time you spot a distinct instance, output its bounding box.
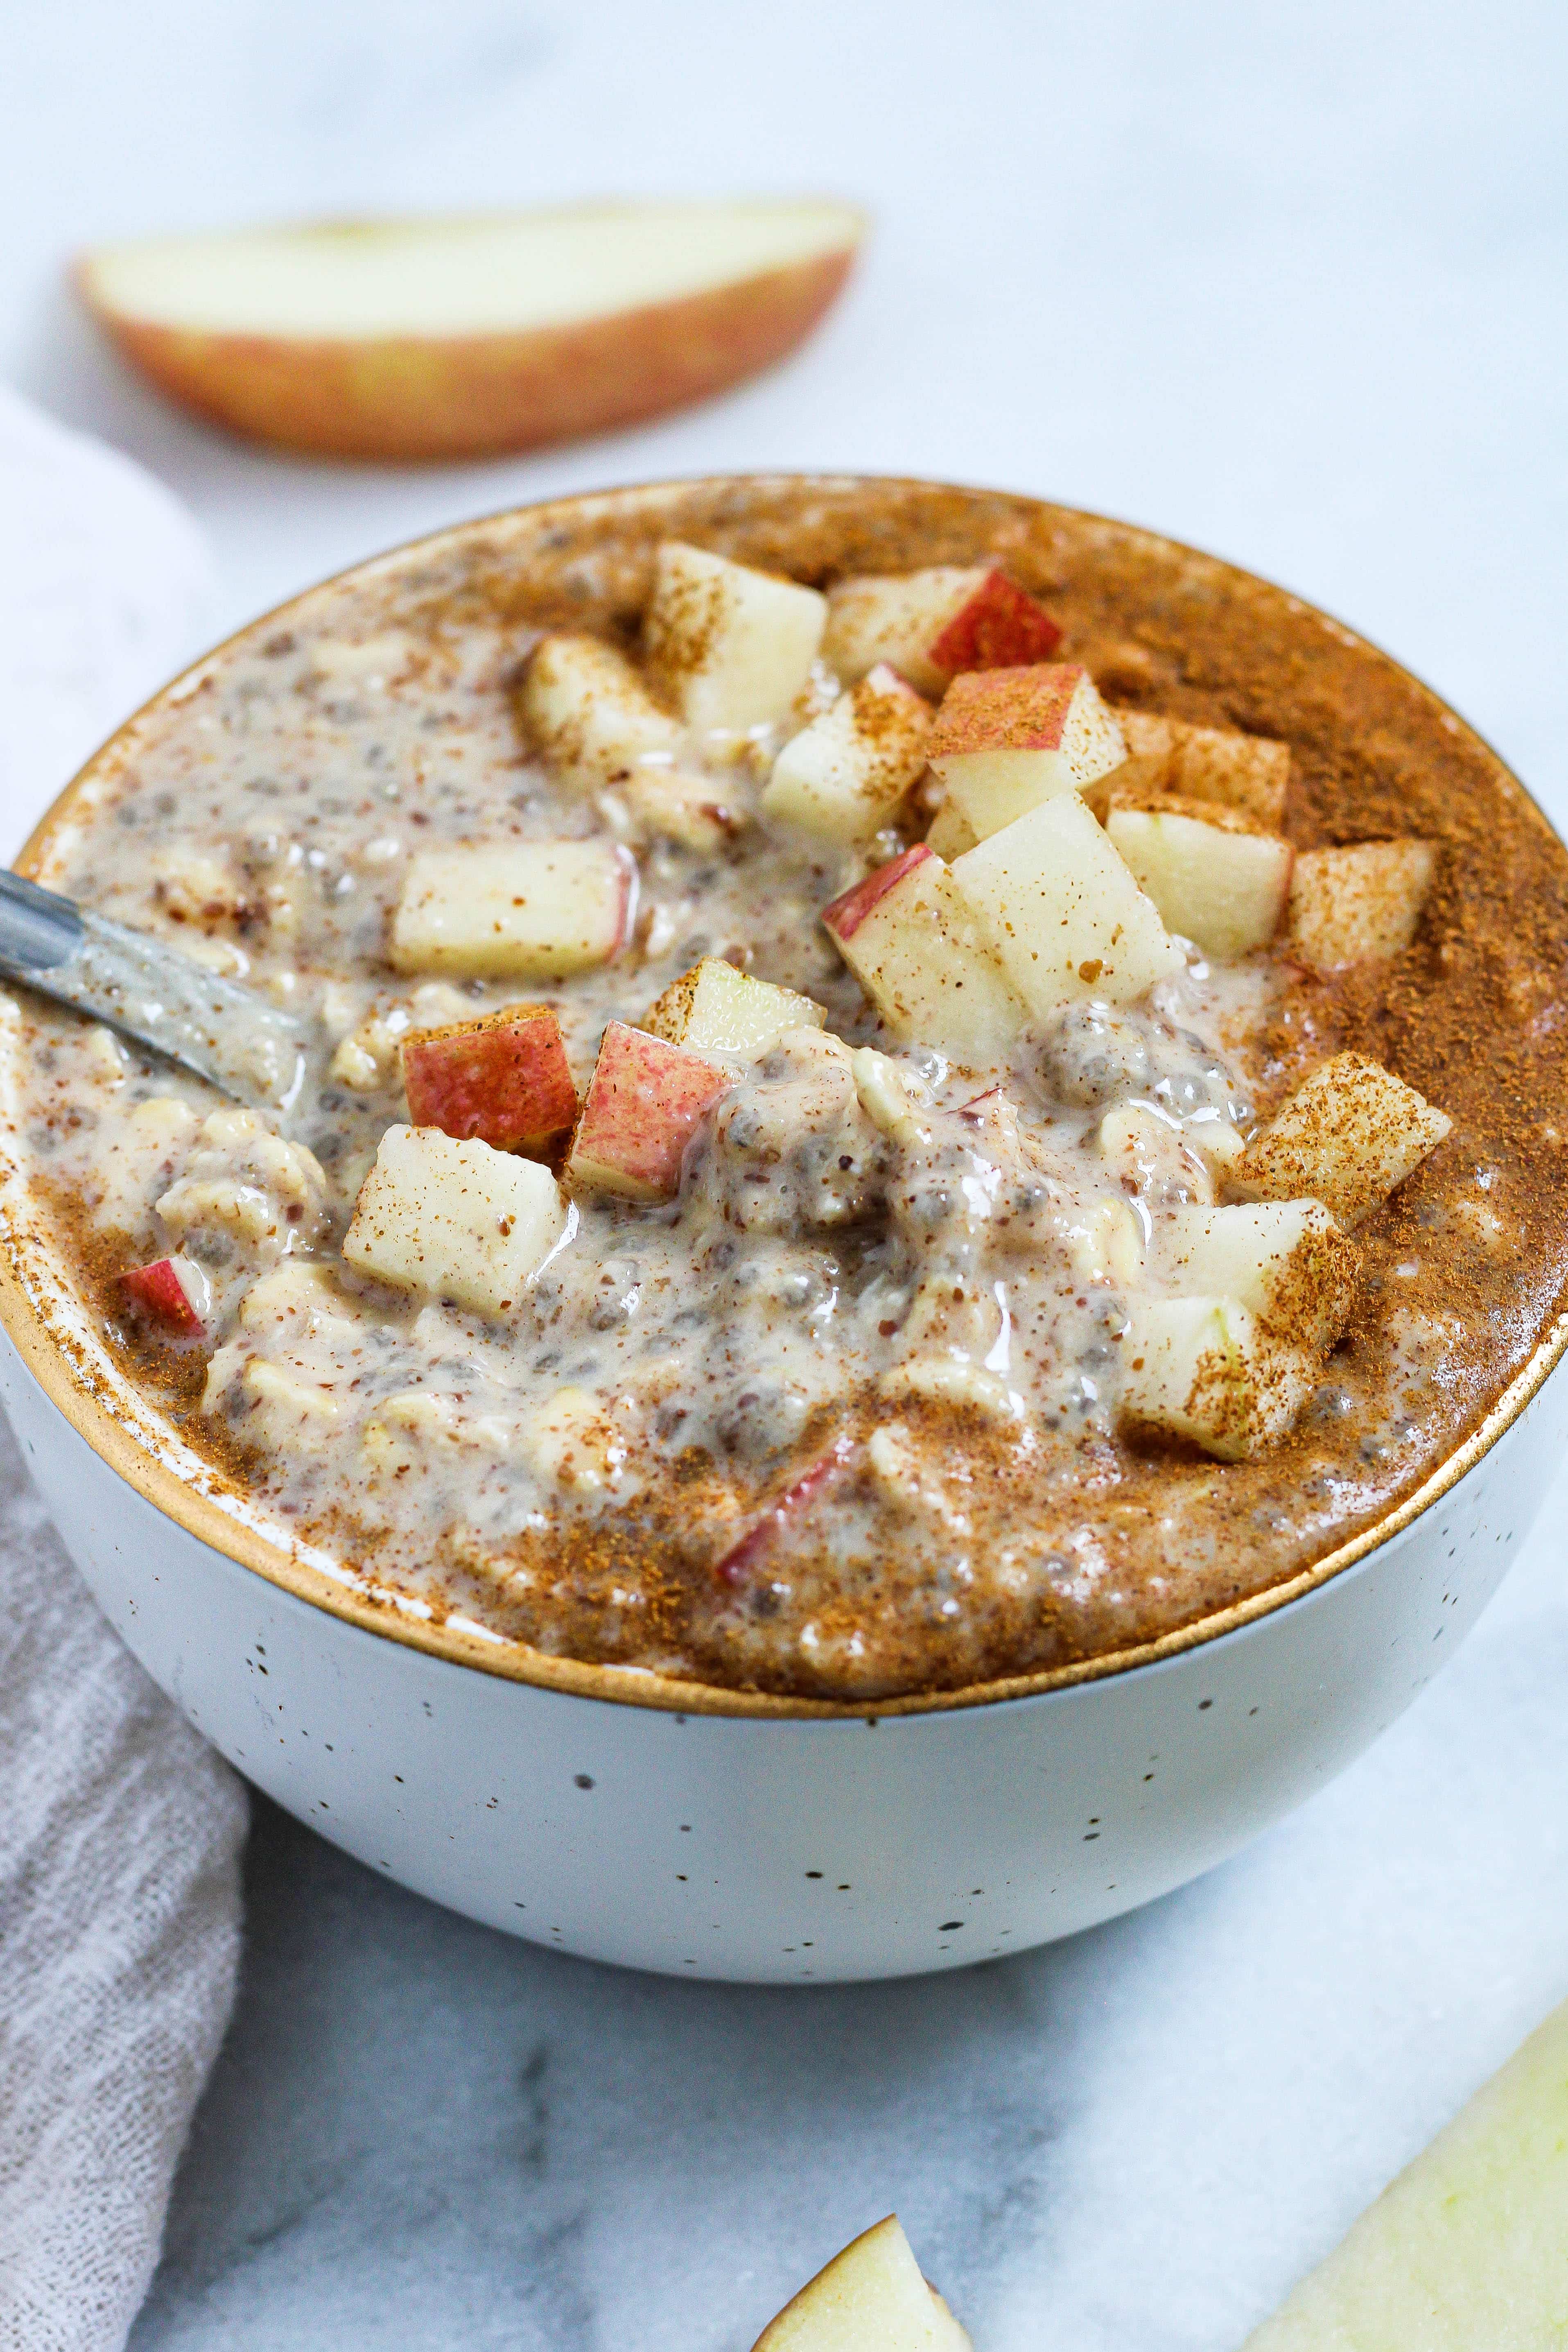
[0,387,248,2351]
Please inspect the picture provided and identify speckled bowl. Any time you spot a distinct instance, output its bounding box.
[2,477,1564,1982]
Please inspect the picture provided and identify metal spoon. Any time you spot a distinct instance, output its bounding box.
[0,869,306,1112]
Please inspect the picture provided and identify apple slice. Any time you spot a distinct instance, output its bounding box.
[643,957,824,1060]
[401,1003,577,1159]
[950,791,1184,1016]
[1240,1995,1568,2352]
[643,542,827,738]
[928,664,1127,839]
[762,664,933,842]
[566,1021,730,1201]
[390,840,632,979]
[120,1254,211,1336]
[517,632,683,790]
[1119,1295,1316,1460]
[1104,796,1293,959]
[1285,840,1435,969]
[343,1124,567,1317]
[751,2215,971,2351]
[1100,710,1291,829]
[822,843,1026,1065]
[1233,1052,1452,1226]
[77,201,865,461]
[1161,1200,1360,1355]
[823,565,1062,696]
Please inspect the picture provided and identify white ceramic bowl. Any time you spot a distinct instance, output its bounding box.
[4,477,1563,1983]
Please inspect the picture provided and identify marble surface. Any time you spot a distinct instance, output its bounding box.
[4,0,1567,2341]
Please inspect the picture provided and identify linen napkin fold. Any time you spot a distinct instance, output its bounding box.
[0,386,248,2352]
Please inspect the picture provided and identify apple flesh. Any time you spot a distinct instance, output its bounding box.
[950,791,1184,1015]
[343,1124,567,1317]
[1102,710,1290,829]
[120,1254,210,1336]
[924,799,979,860]
[517,632,683,790]
[762,664,934,843]
[1118,1296,1317,1461]
[643,541,827,738]
[401,1003,577,1159]
[823,565,1061,697]
[390,840,632,979]
[642,956,824,1060]
[1105,796,1294,958]
[751,2214,971,2351]
[928,663,1127,838]
[1232,1051,1452,1227]
[822,843,1026,1066]
[566,1021,730,1201]
[1240,1994,1568,2352]
[1285,839,1435,969]
[77,200,865,462]
[1160,1200,1360,1356]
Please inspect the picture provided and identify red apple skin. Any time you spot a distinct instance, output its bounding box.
[927,568,1062,677]
[402,1003,578,1158]
[122,1258,204,1335]
[930,662,1084,756]
[821,843,933,942]
[566,1021,730,1201]
[715,1435,857,1586]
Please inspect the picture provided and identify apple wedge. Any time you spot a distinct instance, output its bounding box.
[929,663,1127,839]
[644,542,827,738]
[1285,840,1435,969]
[1233,1051,1452,1227]
[77,200,865,461]
[950,791,1184,1016]
[1240,1995,1568,2352]
[1105,796,1294,959]
[762,664,933,842]
[120,1254,210,1336]
[566,1021,730,1201]
[343,1125,567,1317]
[1118,1296,1317,1460]
[823,565,1061,696]
[401,1003,577,1160]
[1101,710,1291,829]
[1161,1201,1360,1355]
[390,840,632,980]
[643,957,824,1060]
[822,843,1026,1065]
[751,2215,971,2351]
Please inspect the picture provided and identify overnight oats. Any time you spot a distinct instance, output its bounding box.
[8,483,1567,1701]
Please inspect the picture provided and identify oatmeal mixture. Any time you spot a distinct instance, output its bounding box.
[9,483,1568,1700]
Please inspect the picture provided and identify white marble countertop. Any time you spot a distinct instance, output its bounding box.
[5,2,1567,2342]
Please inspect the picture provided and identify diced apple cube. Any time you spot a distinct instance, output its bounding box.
[566,1021,730,1201]
[516,631,682,789]
[642,957,824,1060]
[751,2214,972,2351]
[762,664,933,842]
[929,664,1127,838]
[1118,1296,1316,1461]
[822,843,1026,1065]
[1105,796,1293,959]
[401,1003,577,1159]
[924,798,979,859]
[1161,1200,1360,1355]
[823,564,1061,696]
[120,1254,210,1335]
[950,791,1184,1016]
[1233,1051,1452,1226]
[643,541,826,737]
[1284,840,1435,969]
[343,1124,567,1316]
[389,840,632,979]
[1101,710,1290,829]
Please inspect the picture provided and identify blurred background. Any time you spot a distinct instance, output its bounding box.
[6,5,1568,2346]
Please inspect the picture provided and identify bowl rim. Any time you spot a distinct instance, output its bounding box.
[3,468,1565,1723]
